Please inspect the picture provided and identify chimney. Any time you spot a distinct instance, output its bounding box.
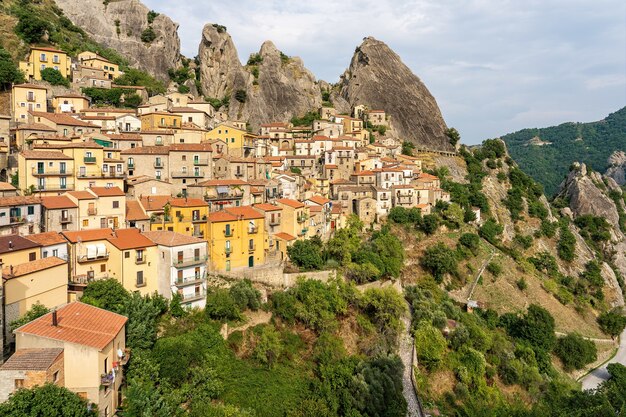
[52,310,58,326]
[8,240,13,250]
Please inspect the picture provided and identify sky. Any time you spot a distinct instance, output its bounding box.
[142,0,626,144]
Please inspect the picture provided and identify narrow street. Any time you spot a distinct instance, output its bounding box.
[399,300,425,417]
[581,329,626,391]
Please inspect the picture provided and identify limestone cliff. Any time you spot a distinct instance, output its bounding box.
[54,0,181,80]
[606,151,626,185]
[338,37,450,151]
[198,25,321,130]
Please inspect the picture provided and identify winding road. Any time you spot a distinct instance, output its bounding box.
[581,329,626,391]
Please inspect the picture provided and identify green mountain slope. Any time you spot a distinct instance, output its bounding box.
[501,107,626,196]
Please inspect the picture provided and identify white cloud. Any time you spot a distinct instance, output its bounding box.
[143,0,626,144]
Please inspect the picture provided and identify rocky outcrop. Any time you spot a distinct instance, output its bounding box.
[606,151,626,185]
[338,37,450,151]
[198,25,321,130]
[54,0,181,80]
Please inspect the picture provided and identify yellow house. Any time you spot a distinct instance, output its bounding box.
[61,229,114,291]
[55,141,124,190]
[14,302,128,417]
[205,122,255,157]
[275,198,310,240]
[66,186,126,230]
[77,51,120,80]
[18,149,75,194]
[19,47,71,81]
[140,112,182,131]
[207,206,266,272]
[140,196,209,239]
[53,94,90,114]
[2,257,68,337]
[0,235,41,271]
[106,228,159,296]
[11,83,47,123]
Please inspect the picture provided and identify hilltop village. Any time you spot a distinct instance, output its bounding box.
[0,45,456,414]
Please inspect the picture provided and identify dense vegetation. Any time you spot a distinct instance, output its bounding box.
[501,107,626,196]
[0,384,96,416]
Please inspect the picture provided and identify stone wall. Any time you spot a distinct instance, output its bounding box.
[210,265,336,288]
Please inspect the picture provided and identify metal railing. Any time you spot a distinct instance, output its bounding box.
[173,255,208,268]
[84,156,97,164]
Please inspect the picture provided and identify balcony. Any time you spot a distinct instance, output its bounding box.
[225,247,232,255]
[101,170,126,178]
[193,159,209,166]
[224,229,233,237]
[32,168,68,176]
[173,255,208,268]
[77,252,109,263]
[88,207,97,215]
[27,95,36,102]
[192,214,207,223]
[248,226,258,234]
[234,171,244,177]
[193,230,205,238]
[100,371,115,387]
[84,156,97,164]
[60,214,73,224]
[380,195,389,200]
[175,274,206,287]
[297,214,308,223]
[153,161,164,168]
[171,170,204,178]
[248,244,256,252]
[135,256,146,265]
[127,162,135,169]
[9,216,25,224]
[118,348,131,366]
[269,218,281,226]
[298,228,308,236]
[70,274,106,286]
[181,290,207,303]
[341,194,348,200]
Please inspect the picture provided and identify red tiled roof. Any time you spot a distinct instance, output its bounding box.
[61,228,113,243]
[169,143,213,152]
[125,200,148,221]
[274,232,296,241]
[0,196,42,208]
[15,123,56,132]
[169,198,208,208]
[0,235,41,254]
[208,211,237,222]
[107,228,156,250]
[225,206,264,220]
[24,232,67,246]
[16,302,127,351]
[13,83,47,90]
[254,203,282,212]
[276,198,305,209]
[193,179,248,187]
[20,150,72,160]
[143,231,205,246]
[2,256,66,279]
[0,348,63,371]
[307,195,330,205]
[89,186,125,197]
[30,112,99,128]
[67,191,95,200]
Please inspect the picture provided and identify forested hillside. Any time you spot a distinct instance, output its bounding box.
[501,107,626,196]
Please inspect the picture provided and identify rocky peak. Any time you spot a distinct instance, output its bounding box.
[339,37,451,151]
[54,0,181,80]
[606,150,626,185]
[259,40,279,56]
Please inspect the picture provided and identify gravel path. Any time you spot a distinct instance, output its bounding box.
[581,328,626,391]
[399,302,424,417]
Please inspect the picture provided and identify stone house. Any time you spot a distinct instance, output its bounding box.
[0,348,64,402]
[41,195,79,232]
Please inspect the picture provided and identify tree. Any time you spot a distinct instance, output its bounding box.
[356,356,407,417]
[414,321,447,369]
[361,287,406,348]
[141,26,157,43]
[0,384,96,417]
[287,239,323,270]
[234,89,247,102]
[10,302,49,331]
[15,13,52,44]
[512,304,556,352]
[442,202,465,228]
[419,214,440,235]
[229,279,261,311]
[40,68,69,87]
[479,218,503,244]
[0,47,24,90]
[420,242,458,283]
[446,127,461,147]
[459,233,480,255]
[554,333,597,371]
[81,279,130,314]
[253,324,283,368]
[557,225,577,261]
[205,288,240,321]
[598,309,626,338]
[401,141,415,156]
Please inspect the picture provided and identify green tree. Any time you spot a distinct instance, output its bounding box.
[205,288,240,321]
[557,225,577,261]
[512,304,556,352]
[0,47,25,90]
[40,68,69,87]
[446,127,461,146]
[598,309,626,338]
[0,383,96,416]
[414,321,447,369]
[401,140,415,156]
[10,302,49,331]
[229,279,261,311]
[253,324,283,368]
[81,279,130,314]
[459,233,480,255]
[419,213,440,235]
[287,239,324,270]
[420,242,458,283]
[15,13,52,44]
[361,287,406,348]
[479,218,503,244]
[141,26,157,43]
[554,333,597,371]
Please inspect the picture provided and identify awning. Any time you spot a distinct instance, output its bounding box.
[216,186,229,194]
[96,243,107,257]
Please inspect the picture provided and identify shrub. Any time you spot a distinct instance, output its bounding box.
[15,13,51,44]
[540,220,558,238]
[554,333,597,371]
[290,111,320,126]
[229,279,261,311]
[479,218,503,244]
[205,288,240,321]
[247,53,263,66]
[234,89,247,102]
[420,214,440,235]
[287,239,323,270]
[401,141,415,156]
[420,243,458,283]
[486,262,502,277]
[10,302,49,331]
[147,10,160,24]
[514,234,533,249]
[516,278,527,290]
[40,67,70,87]
[459,233,480,254]
[597,309,626,338]
[141,26,157,43]
[0,47,25,90]
[0,383,96,416]
[557,225,576,261]
[414,321,447,370]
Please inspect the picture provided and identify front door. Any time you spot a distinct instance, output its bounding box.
[248,256,254,268]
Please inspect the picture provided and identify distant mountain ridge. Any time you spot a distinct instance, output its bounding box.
[500,107,626,196]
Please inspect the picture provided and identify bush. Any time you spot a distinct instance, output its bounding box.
[414,321,447,370]
[147,10,160,24]
[287,239,323,270]
[114,67,166,95]
[554,333,597,371]
[557,225,576,261]
[459,233,480,254]
[420,214,440,235]
[234,89,247,102]
[401,141,415,156]
[479,218,503,244]
[40,67,69,87]
[486,262,502,277]
[516,278,527,290]
[229,279,261,311]
[10,302,49,331]
[540,219,558,238]
[15,13,51,44]
[420,243,458,283]
[0,47,25,90]
[290,111,320,127]
[205,288,240,321]
[141,26,157,43]
[598,309,626,338]
[0,383,96,417]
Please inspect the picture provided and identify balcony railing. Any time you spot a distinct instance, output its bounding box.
[225,247,232,255]
[77,252,109,263]
[69,274,107,286]
[127,162,135,169]
[135,256,146,265]
[193,230,205,238]
[175,274,206,287]
[171,171,204,178]
[181,290,207,303]
[193,159,208,166]
[153,161,164,168]
[224,229,233,237]
[192,215,207,223]
[87,207,97,215]
[60,214,73,224]
[36,183,72,192]
[248,226,258,234]
[84,156,97,164]
[269,218,281,226]
[297,214,308,223]
[101,371,115,387]
[248,244,256,252]
[32,168,68,176]
[9,216,25,224]
[173,255,208,268]
[234,171,244,177]
[380,195,389,200]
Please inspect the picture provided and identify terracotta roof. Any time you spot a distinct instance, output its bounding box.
[143,231,205,247]
[254,203,282,212]
[20,150,72,160]
[25,232,67,246]
[61,228,113,243]
[261,122,288,128]
[67,191,95,200]
[15,302,127,351]
[225,206,264,220]
[192,179,248,187]
[276,198,305,209]
[55,93,87,99]
[40,196,76,211]
[15,123,56,132]
[0,235,41,254]
[418,173,439,180]
[44,141,103,149]
[169,143,213,152]
[274,232,296,241]
[107,228,156,250]
[13,83,47,90]
[170,107,207,113]
[89,186,125,197]
[208,211,237,222]
[0,182,16,191]
[307,195,330,205]
[2,256,66,279]
[126,200,149,221]
[309,206,323,213]
[169,197,208,208]
[30,112,99,128]
[121,146,169,155]
[107,134,142,140]
[0,348,63,371]
[29,46,66,53]
[0,195,42,208]
[80,115,116,120]
[83,108,135,114]
[139,195,170,211]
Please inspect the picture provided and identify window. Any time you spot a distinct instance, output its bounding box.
[52,54,59,63]
[27,206,34,215]
[136,271,144,286]
[125,251,130,258]
[182,155,186,161]
[112,201,119,209]
[136,249,144,262]
[82,220,89,229]
[43,250,48,258]
[15,379,24,389]
[29,252,36,261]
[40,53,47,61]
[53,371,59,383]
[40,64,46,71]
[52,249,58,257]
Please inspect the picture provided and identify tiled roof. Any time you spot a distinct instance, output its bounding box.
[126,200,149,221]
[2,256,66,279]
[0,196,42,208]
[107,228,156,250]
[89,186,125,197]
[169,107,207,113]
[418,173,439,180]
[208,211,237,222]
[276,198,305,209]
[169,198,208,208]
[307,195,330,205]
[254,203,282,212]
[107,134,142,140]
[20,150,72,160]
[13,83,47,90]
[61,228,113,243]
[24,232,67,246]
[0,235,41,254]
[193,179,248,187]
[0,348,63,371]
[274,232,296,241]
[15,302,127,351]
[139,195,170,211]
[30,112,99,128]
[0,182,16,191]
[143,231,205,247]
[169,143,213,152]
[67,191,95,200]
[225,206,264,220]
[121,146,169,155]
[83,108,135,114]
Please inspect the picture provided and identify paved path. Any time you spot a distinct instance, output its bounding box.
[581,329,626,390]
[466,249,496,301]
[399,300,425,417]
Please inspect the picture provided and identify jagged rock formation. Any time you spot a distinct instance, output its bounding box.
[606,151,626,185]
[197,25,321,130]
[54,0,181,80]
[338,37,450,151]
